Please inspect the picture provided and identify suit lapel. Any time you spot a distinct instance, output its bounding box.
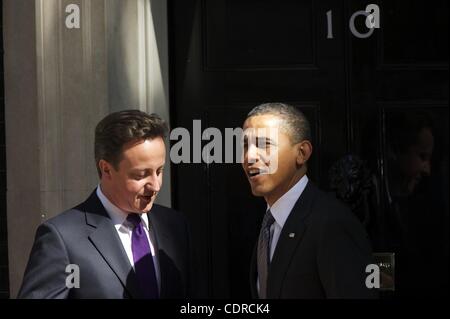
[83,191,141,298]
[147,206,171,298]
[267,181,316,298]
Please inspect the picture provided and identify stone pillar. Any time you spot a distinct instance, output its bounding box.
[4,0,170,297]
[4,0,41,299]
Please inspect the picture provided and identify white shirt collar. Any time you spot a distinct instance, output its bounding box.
[268,175,309,229]
[96,185,149,231]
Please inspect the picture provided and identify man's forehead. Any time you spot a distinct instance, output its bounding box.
[243,128,280,146]
[243,114,283,128]
[243,129,277,138]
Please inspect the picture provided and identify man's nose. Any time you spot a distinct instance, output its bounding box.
[145,174,161,192]
[246,144,259,164]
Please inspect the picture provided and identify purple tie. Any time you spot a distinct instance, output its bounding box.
[127,213,159,299]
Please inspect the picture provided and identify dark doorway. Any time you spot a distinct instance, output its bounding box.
[169,0,448,298]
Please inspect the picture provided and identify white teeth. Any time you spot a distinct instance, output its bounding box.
[248,169,261,177]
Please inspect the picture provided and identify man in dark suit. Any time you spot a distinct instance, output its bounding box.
[18,110,192,298]
[242,103,377,298]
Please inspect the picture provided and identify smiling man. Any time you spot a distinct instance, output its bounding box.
[18,110,192,299]
[242,103,377,299]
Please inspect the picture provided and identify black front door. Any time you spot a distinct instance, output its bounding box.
[169,0,448,298]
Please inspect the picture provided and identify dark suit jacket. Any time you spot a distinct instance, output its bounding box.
[18,190,192,299]
[250,181,378,299]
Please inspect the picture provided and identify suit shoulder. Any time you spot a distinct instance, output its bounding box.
[306,186,372,251]
[309,186,360,225]
[40,204,86,230]
[312,186,349,211]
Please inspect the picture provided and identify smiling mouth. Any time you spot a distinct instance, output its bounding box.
[247,168,268,178]
[140,194,154,201]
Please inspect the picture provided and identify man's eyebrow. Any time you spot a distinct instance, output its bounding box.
[256,136,276,143]
[130,167,165,175]
[243,136,276,143]
[131,169,148,173]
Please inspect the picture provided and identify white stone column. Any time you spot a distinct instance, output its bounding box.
[4,0,171,297]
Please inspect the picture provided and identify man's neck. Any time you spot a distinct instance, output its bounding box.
[265,171,306,206]
[99,183,121,211]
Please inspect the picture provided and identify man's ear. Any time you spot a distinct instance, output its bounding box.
[296,140,313,165]
[98,159,113,179]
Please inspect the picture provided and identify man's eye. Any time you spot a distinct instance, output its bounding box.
[258,143,271,148]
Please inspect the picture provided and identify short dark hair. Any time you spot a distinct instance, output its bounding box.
[246,102,311,143]
[94,110,168,177]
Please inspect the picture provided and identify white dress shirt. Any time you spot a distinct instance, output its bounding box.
[267,175,309,260]
[257,175,309,294]
[96,186,161,291]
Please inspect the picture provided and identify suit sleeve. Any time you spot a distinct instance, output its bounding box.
[316,207,378,298]
[17,222,70,299]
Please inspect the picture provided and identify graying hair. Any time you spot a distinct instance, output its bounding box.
[246,102,311,143]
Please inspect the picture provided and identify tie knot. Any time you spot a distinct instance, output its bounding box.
[262,209,275,229]
[127,213,142,227]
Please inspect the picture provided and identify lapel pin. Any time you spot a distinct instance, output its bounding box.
[289,233,295,238]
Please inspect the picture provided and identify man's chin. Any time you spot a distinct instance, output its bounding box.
[251,187,267,197]
[144,203,154,213]
[136,201,155,213]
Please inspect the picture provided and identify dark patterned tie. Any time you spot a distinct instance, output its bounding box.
[257,209,275,299]
[127,213,159,299]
